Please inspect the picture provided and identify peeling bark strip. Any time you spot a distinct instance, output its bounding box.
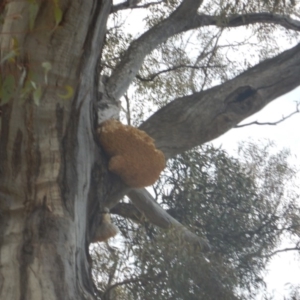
[12,129,23,177]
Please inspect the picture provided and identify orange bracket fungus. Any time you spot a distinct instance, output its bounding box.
[97,119,165,188]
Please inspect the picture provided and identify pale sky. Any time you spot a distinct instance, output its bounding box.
[213,87,300,156]
[212,86,300,299]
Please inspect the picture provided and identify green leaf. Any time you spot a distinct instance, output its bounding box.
[58,85,74,99]
[42,61,52,84]
[1,75,16,105]
[53,0,62,26]
[1,38,20,64]
[28,0,39,31]
[21,77,34,100]
[33,85,42,106]
[41,61,52,72]
[0,50,17,65]
[30,80,37,90]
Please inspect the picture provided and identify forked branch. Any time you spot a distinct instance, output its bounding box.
[107,8,300,101]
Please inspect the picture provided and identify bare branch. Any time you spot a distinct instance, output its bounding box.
[198,30,223,92]
[212,12,300,31]
[107,0,203,100]
[139,43,300,159]
[105,181,211,251]
[111,0,165,13]
[236,102,300,128]
[127,188,211,252]
[187,12,300,32]
[121,94,132,125]
[106,44,300,242]
[262,246,300,258]
[136,64,224,82]
[106,9,300,101]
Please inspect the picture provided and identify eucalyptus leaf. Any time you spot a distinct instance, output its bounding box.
[0,75,16,105]
[33,86,42,106]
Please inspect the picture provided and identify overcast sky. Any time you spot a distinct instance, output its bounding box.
[212,86,300,299]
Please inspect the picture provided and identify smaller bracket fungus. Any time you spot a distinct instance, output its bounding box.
[97,119,165,188]
[92,208,119,243]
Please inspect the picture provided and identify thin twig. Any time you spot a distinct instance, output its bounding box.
[112,0,165,13]
[235,102,300,128]
[136,64,224,82]
[262,246,300,258]
[102,272,165,299]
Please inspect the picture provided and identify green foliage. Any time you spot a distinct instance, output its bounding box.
[41,61,52,85]
[32,83,42,106]
[53,0,62,27]
[0,60,70,106]
[157,143,300,293]
[102,14,134,74]
[58,85,74,99]
[0,37,19,65]
[122,231,240,300]
[0,74,16,105]
[92,142,300,299]
[20,76,34,100]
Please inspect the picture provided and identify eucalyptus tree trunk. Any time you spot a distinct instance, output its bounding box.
[0,1,114,299]
[1,0,300,299]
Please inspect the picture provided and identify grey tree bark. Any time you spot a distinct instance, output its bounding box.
[0,1,112,299]
[0,0,299,299]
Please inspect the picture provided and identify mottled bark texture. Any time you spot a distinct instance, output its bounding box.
[0,0,300,299]
[0,1,112,299]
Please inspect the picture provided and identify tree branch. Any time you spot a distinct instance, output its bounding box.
[127,188,211,252]
[235,102,300,128]
[106,9,300,101]
[262,246,300,258]
[210,12,300,31]
[102,8,300,252]
[111,0,165,13]
[105,183,211,252]
[106,0,203,100]
[105,180,211,251]
[136,64,224,82]
[139,43,300,159]
[106,43,300,244]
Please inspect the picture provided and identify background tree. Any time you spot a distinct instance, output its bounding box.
[92,142,300,299]
[0,0,300,299]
